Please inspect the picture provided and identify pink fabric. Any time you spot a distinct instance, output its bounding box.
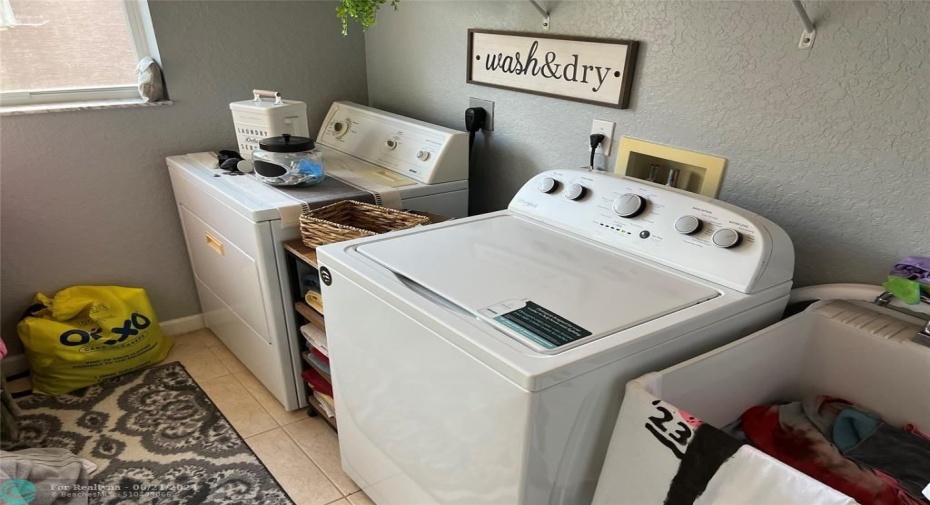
[904,424,930,443]
[678,408,703,429]
[874,470,927,505]
[0,338,7,360]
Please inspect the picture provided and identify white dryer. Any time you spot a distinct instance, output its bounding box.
[166,102,468,411]
[317,101,469,215]
[318,169,795,504]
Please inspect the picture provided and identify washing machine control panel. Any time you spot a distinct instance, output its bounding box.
[316,102,468,185]
[509,169,794,293]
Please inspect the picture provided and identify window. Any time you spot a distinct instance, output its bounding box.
[0,0,161,107]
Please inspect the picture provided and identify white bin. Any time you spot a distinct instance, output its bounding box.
[594,299,930,505]
[230,90,309,159]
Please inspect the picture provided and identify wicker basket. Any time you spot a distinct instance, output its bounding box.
[299,200,430,249]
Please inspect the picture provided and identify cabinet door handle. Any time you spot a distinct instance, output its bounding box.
[205,232,224,256]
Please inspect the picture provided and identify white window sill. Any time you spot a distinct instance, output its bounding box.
[0,98,173,116]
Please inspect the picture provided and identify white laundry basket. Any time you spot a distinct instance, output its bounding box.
[593,298,930,505]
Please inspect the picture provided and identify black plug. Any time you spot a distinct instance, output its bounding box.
[465,107,488,158]
[465,107,487,133]
[589,133,606,169]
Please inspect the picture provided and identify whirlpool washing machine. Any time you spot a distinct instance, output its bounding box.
[166,102,468,411]
[318,168,795,504]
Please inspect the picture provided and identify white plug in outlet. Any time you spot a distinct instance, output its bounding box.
[589,119,615,156]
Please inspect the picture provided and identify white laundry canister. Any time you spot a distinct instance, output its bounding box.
[229,89,310,159]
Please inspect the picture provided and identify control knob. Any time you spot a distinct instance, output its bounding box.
[612,193,646,218]
[332,119,350,138]
[416,149,430,161]
[384,139,398,150]
[537,177,560,194]
[563,183,587,200]
[674,215,703,235]
[712,228,743,248]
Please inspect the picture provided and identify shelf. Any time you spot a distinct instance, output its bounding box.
[302,350,332,383]
[286,237,335,432]
[307,394,337,430]
[295,301,325,332]
[284,239,318,269]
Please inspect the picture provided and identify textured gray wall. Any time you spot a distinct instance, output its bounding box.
[365,0,929,288]
[0,1,367,353]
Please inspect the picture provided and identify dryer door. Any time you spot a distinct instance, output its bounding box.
[357,214,719,353]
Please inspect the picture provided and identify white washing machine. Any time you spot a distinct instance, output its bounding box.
[166,102,468,411]
[318,168,795,504]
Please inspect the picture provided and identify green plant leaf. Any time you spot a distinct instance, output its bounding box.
[337,0,399,36]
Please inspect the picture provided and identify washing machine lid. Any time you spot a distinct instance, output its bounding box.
[357,214,719,353]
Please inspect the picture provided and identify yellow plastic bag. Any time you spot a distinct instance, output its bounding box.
[17,286,174,395]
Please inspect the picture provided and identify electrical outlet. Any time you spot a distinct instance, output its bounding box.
[468,98,494,131]
[590,119,615,156]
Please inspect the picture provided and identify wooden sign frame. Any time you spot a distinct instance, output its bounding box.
[466,29,639,109]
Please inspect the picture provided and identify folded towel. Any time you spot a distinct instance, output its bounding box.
[301,273,322,293]
[1,448,96,505]
[304,290,324,313]
[311,348,330,365]
[300,323,329,357]
[300,368,333,397]
[305,351,331,375]
[313,391,336,418]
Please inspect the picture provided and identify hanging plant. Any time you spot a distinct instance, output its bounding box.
[336,0,399,36]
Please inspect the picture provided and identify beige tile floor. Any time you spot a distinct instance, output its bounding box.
[167,328,373,505]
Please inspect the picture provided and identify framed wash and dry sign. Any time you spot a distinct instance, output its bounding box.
[467,29,639,109]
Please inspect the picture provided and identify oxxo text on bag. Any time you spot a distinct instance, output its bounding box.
[59,312,152,347]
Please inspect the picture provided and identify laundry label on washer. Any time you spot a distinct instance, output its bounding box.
[480,300,591,349]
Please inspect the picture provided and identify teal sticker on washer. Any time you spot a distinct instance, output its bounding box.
[489,300,591,349]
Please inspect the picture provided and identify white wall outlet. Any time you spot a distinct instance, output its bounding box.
[469,97,495,131]
[590,119,615,156]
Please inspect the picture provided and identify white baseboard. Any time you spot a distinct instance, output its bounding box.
[1,353,29,378]
[160,313,206,336]
[0,314,205,378]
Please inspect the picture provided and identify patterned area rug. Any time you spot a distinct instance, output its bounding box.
[11,362,294,504]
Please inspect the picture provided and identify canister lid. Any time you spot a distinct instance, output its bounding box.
[259,134,315,153]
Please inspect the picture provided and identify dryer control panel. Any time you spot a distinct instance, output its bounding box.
[317,101,468,185]
[509,169,794,294]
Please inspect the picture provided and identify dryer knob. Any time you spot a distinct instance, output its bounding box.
[712,228,743,248]
[612,193,646,218]
[563,183,587,200]
[416,149,430,161]
[537,177,559,194]
[674,215,703,235]
[332,120,350,138]
[385,139,398,150]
